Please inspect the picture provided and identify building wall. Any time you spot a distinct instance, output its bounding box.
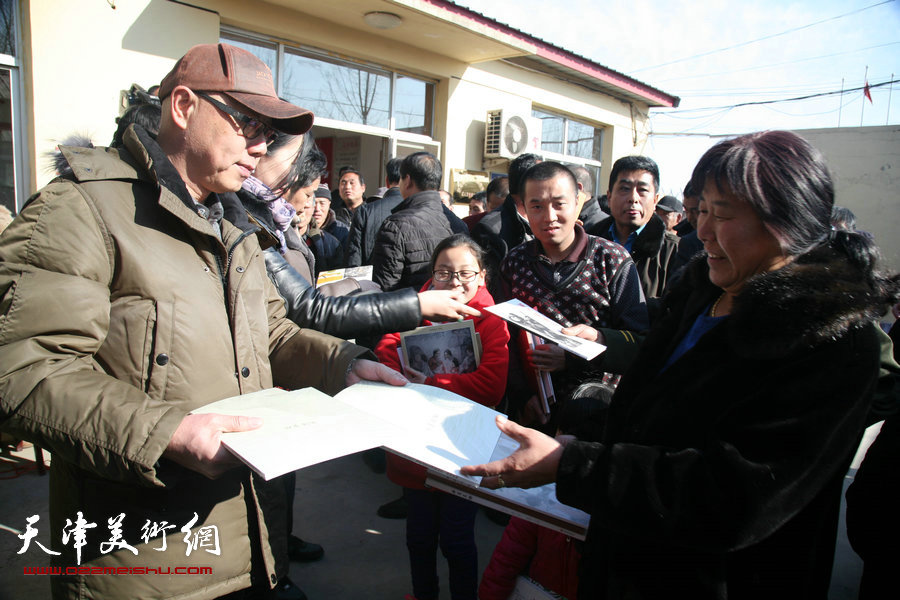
[796,126,900,273]
[24,0,218,188]
[24,0,650,193]
[445,61,645,187]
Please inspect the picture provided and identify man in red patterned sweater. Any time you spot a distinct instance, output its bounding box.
[500,162,648,430]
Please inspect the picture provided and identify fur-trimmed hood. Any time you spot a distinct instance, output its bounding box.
[678,245,900,359]
[46,134,94,178]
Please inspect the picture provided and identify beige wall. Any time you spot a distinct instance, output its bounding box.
[796,126,900,273]
[24,0,651,195]
[25,0,218,188]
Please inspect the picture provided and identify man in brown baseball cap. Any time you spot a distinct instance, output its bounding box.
[158,42,313,135]
[151,42,317,203]
[0,42,404,600]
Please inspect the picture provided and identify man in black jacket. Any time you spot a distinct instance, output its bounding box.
[674,181,704,264]
[334,167,366,226]
[346,158,404,267]
[371,152,455,291]
[312,183,351,254]
[572,164,609,232]
[586,155,680,301]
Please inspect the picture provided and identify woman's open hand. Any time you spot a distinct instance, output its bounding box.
[460,416,563,489]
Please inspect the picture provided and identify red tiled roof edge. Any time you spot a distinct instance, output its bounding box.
[420,0,680,107]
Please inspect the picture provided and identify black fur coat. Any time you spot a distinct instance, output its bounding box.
[556,246,898,600]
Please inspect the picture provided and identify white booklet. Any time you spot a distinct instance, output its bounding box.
[425,431,590,540]
[192,381,503,484]
[485,299,606,360]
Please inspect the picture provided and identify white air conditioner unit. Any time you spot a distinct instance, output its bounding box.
[483,109,542,160]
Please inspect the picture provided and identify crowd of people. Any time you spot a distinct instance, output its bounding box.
[0,42,898,600]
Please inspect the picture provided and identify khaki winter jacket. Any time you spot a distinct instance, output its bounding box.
[0,127,366,600]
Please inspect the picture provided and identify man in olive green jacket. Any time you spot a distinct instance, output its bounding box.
[0,44,404,600]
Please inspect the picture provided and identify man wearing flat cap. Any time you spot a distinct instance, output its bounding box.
[654,195,684,233]
[0,43,403,600]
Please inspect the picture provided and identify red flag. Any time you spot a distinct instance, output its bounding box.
[864,81,873,104]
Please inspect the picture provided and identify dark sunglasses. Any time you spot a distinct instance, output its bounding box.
[196,92,278,145]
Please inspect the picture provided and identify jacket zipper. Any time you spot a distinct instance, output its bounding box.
[213,227,259,305]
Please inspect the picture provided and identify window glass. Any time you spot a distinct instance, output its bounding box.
[533,108,602,162]
[394,75,432,136]
[219,30,435,136]
[567,119,600,161]
[282,50,390,128]
[0,0,14,58]
[0,68,14,213]
[533,109,563,154]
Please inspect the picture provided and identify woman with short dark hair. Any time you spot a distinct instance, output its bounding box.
[463,130,900,599]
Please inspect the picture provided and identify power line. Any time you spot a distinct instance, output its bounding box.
[631,0,896,74]
[654,41,900,85]
[654,78,899,114]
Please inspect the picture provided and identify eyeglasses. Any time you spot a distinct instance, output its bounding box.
[196,92,278,145]
[432,270,480,283]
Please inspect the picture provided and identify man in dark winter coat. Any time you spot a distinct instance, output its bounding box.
[371,152,455,291]
[0,42,403,600]
[572,165,609,232]
[306,215,345,273]
[587,155,681,301]
[312,183,350,254]
[346,158,404,267]
[334,167,366,226]
[674,181,704,265]
[463,176,508,231]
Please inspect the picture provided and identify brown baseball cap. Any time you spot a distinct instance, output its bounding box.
[158,43,314,135]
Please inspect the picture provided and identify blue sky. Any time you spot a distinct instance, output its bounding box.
[457,0,900,135]
[457,0,899,194]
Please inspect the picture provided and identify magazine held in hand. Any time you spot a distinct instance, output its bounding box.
[485,299,606,360]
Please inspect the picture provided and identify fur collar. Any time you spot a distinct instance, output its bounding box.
[679,246,898,358]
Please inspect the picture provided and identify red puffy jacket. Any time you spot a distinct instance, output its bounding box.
[479,516,582,600]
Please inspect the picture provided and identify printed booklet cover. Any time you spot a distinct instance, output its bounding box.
[485,299,606,360]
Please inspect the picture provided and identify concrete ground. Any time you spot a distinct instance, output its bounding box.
[0,447,506,600]
[0,424,881,600]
